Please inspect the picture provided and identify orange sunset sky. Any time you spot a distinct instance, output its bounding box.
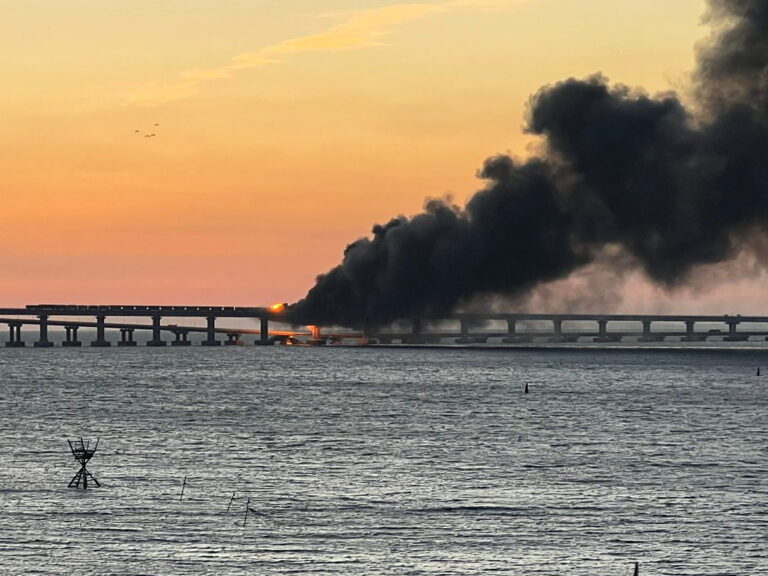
[4,0,763,312]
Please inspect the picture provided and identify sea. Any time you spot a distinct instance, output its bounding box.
[0,345,766,575]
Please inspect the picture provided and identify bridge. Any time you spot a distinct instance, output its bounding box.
[366,313,768,345]
[0,305,291,347]
[2,305,768,347]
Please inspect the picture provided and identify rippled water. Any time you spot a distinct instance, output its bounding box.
[0,346,766,575]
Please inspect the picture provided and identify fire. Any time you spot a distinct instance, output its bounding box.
[270,302,286,313]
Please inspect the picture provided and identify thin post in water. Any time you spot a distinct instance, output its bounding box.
[243,496,251,527]
[180,476,187,502]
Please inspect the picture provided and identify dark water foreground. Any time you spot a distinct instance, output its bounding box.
[0,347,765,575]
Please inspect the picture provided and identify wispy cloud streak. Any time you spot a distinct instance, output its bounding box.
[130,0,529,105]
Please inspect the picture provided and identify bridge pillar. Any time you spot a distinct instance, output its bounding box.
[225,333,242,346]
[549,319,564,342]
[257,317,270,345]
[683,320,705,342]
[118,328,137,347]
[642,320,652,338]
[62,325,82,347]
[171,329,191,346]
[725,320,748,342]
[362,324,378,345]
[309,325,327,346]
[549,319,562,343]
[593,319,621,343]
[202,316,220,346]
[91,315,111,347]
[6,322,25,347]
[456,319,477,344]
[34,315,54,347]
[147,315,166,346]
[503,318,532,343]
[639,320,664,342]
[405,318,427,344]
[549,319,578,343]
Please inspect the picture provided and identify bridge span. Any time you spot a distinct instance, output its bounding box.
[0,305,288,347]
[366,313,768,345]
[2,305,768,347]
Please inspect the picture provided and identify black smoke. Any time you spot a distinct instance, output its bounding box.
[289,0,768,328]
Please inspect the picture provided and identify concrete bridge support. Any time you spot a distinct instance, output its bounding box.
[683,320,707,342]
[257,317,270,345]
[549,319,578,343]
[34,315,54,347]
[594,319,621,343]
[5,322,24,347]
[503,318,533,343]
[91,315,111,347]
[62,325,82,347]
[118,328,137,347]
[456,319,477,344]
[171,330,191,346]
[147,315,166,346]
[404,318,427,344]
[202,316,221,346]
[639,320,664,342]
[683,320,706,342]
[309,325,327,346]
[225,333,242,346]
[725,320,748,342]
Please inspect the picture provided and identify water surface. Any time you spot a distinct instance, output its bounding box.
[0,347,765,575]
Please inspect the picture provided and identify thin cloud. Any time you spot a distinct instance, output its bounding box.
[130,0,529,105]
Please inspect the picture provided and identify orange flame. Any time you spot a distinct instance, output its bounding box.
[270,302,286,313]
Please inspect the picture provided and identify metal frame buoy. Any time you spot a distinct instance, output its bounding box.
[67,438,101,489]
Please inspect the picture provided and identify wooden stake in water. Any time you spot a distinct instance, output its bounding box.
[757,367,761,376]
[524,382,529,394]
[243,497,250,527]
[227,492,236,512]
[633,562,639,576]
[180,476,187,502]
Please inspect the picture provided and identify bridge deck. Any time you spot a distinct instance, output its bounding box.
[0,305,765,324]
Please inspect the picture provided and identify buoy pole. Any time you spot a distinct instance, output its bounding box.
[180,475,186,502]
[243,497,250,527]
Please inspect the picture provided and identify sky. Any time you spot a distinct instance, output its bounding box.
[5,0,751,311]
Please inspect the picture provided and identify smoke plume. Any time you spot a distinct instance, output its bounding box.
[289,0,768,327]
